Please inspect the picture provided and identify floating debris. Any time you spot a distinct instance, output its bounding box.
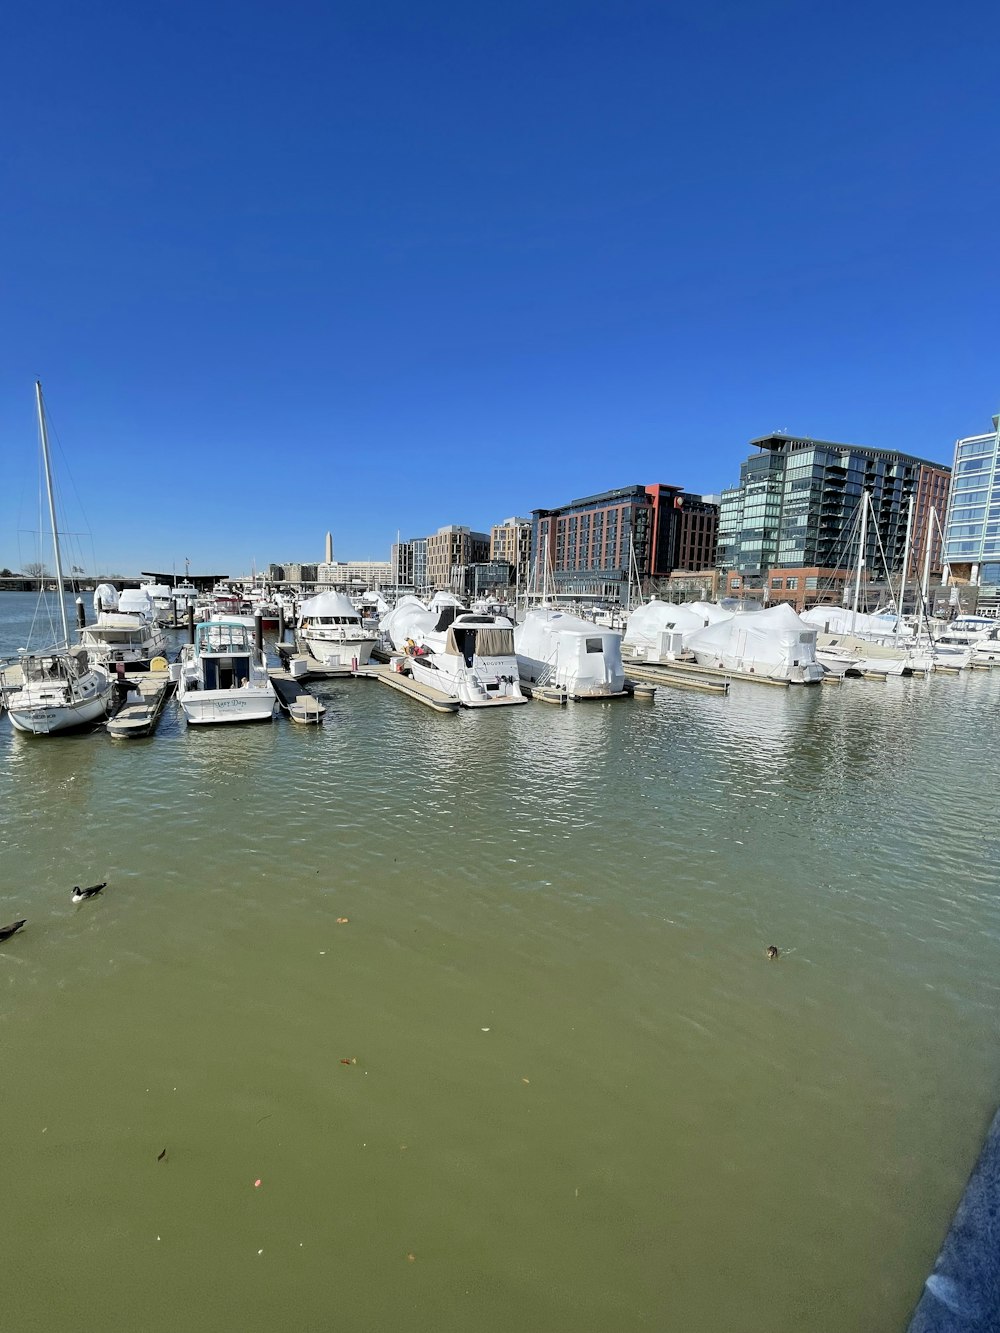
[254,1178,262,1188]
[339,1058,357,1066]
[336,917,349,925]
[157,1148,167,1162]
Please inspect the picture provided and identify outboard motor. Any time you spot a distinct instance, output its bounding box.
[93,583,119,614]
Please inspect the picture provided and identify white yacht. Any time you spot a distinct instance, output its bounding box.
[78,584,168,670]
[176,620,276,725]
[932,617,1000,667]
[297,591,377,666]
[398,606,526,707]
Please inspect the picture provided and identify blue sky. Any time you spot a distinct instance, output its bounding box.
[2,0,998,576]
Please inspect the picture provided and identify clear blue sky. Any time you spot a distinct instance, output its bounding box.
[2,0,997,576]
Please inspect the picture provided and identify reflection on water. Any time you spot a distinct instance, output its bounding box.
[0,592,999,1332]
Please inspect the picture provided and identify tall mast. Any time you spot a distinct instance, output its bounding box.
[896,493,915,640]
[36,381,70,646]
[851,491,869,635]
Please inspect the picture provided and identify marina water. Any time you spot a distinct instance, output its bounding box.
[1,592,998,1331]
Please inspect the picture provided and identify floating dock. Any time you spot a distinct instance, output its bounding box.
[269,673,326,724]
[275,644,353,680]
[353,663,459,712]
[106,668,175,738]
[624,661,730,696]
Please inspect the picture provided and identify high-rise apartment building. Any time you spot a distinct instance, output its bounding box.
[717,434,951,599]
[942,417,1000,594]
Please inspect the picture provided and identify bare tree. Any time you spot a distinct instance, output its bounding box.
[23,561,47,580]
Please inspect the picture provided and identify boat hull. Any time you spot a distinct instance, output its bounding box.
[178,689,276,725]
[7,683,113,735]
[408,655,527,706]
[304,634,377,667]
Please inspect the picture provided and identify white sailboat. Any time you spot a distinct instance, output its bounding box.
[0,383,114,735]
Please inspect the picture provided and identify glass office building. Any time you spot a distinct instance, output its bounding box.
[942,417,1000,590]
[717,434,951,586]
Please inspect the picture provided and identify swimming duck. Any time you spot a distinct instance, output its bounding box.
[72,882,107,903]
[766,945,779,960]
[0,919,26,942]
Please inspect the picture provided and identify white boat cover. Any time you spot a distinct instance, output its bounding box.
[381,596,437,650]
[428,591,465,612]
[688,600,738,624]
[800,605,903,638]
[93,583,119,613]
[117,588,155,618]
[514,609,625,695]
[685,603,823,682]
[623,600,714,652]
[298,591,363,622]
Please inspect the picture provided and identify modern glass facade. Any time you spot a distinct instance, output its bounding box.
[717,434,951,585]
[942,418,1000,589]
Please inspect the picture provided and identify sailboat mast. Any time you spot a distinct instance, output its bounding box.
[36,381,70,646]
[896,493,915,640]
[850,491,869,635]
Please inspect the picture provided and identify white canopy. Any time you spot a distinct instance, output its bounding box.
[298,591,362,621]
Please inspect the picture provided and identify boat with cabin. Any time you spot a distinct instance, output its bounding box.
[297,591,377,666]
[176,620,276,725]
[386,601,525,706]
[78,584,168,670]
[515,609,625,697]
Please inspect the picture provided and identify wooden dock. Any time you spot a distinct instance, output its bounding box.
[106,669,175,738]
[275,643,353,680]
[269,673,326,724]
[624,661,730,696]
[353,663,459,712]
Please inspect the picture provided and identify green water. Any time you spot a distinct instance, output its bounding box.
[1,594,998,1331]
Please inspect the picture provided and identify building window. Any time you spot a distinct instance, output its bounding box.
[786,577,799,590]
[771,577,783,589]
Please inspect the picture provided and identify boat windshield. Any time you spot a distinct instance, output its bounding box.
[197,623,252,653]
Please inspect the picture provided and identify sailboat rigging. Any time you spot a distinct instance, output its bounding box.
[0,383,114,734]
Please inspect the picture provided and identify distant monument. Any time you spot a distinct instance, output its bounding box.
[325,531,333,563]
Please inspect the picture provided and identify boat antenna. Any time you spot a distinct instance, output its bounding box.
[36,381,70,646]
